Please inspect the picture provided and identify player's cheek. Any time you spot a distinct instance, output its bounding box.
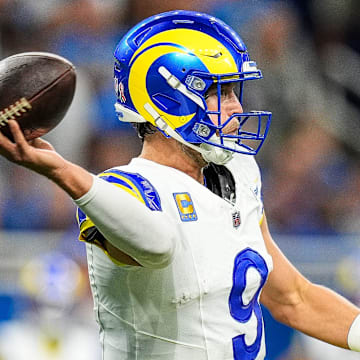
[206,97,221,126]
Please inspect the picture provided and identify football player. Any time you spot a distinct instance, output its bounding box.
[0,10,360,360]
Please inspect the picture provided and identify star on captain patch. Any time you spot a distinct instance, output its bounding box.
[232,210,241,228]
[173,192,198,222]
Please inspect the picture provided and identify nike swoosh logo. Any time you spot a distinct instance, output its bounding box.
[203,52,222,59]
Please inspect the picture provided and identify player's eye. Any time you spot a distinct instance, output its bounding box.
[204,84,216,100]
[205,83,238,100]
[220,84,237,98]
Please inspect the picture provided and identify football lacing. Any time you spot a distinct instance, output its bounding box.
[0,97,32,126]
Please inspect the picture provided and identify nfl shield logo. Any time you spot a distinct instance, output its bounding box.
[232,211,241,228]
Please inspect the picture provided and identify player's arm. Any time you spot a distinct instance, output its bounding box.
[74,174,178,268]
[260,213,360,351]
[0,120,93,199]
[0,120,177,268]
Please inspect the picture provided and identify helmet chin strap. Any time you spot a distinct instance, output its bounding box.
[144,103,233,165]
[200,138,234,165]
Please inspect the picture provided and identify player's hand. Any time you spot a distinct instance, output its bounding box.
[0,120,67,178]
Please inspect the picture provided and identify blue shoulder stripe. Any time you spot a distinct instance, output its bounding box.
[76,207,87,225]
[99,174,133,191]
[99,169,162,211]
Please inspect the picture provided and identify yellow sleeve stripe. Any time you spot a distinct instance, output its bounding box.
[79,218,95,237]
[78,230,128,267]
[111,182,145,205]
[98,171,145,205]
[76,207,79,223]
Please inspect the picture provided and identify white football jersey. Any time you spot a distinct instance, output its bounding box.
[77,155,273,360]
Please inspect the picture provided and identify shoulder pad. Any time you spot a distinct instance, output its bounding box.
[98,168,162,211]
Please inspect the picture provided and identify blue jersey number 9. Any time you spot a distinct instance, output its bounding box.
[228,248,269,360]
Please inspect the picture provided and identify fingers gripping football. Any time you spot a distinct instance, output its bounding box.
[0,120,65,176]
[0,120,30,162]
[0,52,76,141]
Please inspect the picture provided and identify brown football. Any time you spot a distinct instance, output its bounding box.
[0,52,76,141]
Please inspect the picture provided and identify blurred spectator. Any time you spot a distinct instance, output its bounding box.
[85,130,142,174]
[0,167,53,230]
[0,251,100,360]
[210,1,328,167]
[298,0,360,159]
[324,164,360,234]
[126,0,217,26]
[0,0,9,57]
[47,0,130,133]
[263,116,351,235]
[297,249,360,360]
[0,165,76,230]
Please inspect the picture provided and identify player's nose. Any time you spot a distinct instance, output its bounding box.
[222,96,243,135]
[226,96,243,117]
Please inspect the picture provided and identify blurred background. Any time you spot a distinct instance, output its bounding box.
[0,0,359,359]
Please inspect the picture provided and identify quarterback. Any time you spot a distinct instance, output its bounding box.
[1,10,360,360]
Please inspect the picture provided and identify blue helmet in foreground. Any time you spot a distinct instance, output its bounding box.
[114,10,271,164]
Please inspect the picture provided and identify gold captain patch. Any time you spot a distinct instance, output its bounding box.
[173,192,198,222]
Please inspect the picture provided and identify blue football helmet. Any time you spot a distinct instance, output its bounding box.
[114,10,271,164]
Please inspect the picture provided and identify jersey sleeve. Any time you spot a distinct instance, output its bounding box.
[75,168,167,267]
[98,168,162,211]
